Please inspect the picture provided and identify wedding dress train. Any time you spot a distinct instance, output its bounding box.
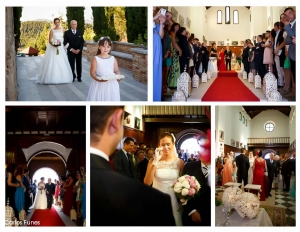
[152,158,183,226]
[33,183,47,209]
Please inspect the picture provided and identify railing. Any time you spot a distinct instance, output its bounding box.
[247,137,290,144]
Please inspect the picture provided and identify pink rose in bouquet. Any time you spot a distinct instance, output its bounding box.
[171,174,200,211]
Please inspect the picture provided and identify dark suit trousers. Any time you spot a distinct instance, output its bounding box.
[243,60,250,73]
[202,60,208,73]
[283,175,291,191]
[46,194,53,208]
[67,52,82,78]
[291,59,295,84]
[25,192,30,211]
[237,175,248,186]
[268,176,274,194]
[226,59,231,70]
[179,56,189,73]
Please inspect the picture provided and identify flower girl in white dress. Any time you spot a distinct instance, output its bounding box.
[86,37,123,101]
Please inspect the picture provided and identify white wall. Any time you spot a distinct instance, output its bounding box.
[250,110,290,138]
[215,106,250,158]
[205,6,251,45]
[124,106,143,131]
[168,6,287,45]
[289,106,296,143]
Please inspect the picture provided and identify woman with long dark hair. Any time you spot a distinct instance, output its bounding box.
[6,163,20,219]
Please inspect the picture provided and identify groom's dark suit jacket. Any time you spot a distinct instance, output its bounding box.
[91,153,175,226]
[182,161,211,226]
[235,154,250,179]
[63,29,84,55]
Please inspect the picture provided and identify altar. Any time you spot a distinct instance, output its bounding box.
[215,206,273,226]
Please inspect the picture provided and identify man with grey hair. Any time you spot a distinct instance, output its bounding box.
[266,152,279,196]
[64,20,85,82]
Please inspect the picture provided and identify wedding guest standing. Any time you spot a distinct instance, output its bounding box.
[235,148,250,186]
[248,151,255,184]
[222,153,233,186]
[63,174,74,215]
[15,167,26,215]
[6,164,20,220]
[266,152,278,197]
[252,151,268,201]
[168,23,182,88]
[153,7,165,101]
[177,27,190,73]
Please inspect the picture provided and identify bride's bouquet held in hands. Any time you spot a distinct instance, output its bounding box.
[38,186,44,194]
[52,39,61,55]
[171,175,201,211]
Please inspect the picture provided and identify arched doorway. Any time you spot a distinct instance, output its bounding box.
[262,149,277,159]
[32,167,59,184]
[176,129,207,158]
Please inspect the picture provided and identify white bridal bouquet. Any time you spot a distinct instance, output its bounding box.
[171,175,200,211]
[52,39,61,55]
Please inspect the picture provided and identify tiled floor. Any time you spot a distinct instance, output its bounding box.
[215,185,296,226]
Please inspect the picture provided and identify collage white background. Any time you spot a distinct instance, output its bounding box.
[1,0,299,231]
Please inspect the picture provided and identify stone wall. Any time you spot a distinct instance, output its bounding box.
[83,41,147,84]
[131,48,147,84]
[6,7,18,101]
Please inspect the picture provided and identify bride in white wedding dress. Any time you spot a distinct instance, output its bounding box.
[33,177,47,209]
[35,18,73,84]
[144,132,184,226]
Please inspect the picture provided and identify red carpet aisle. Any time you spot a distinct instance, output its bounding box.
[28,208,65,226]
[201,71,260,101]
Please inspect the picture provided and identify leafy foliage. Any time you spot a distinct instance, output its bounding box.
[36,22,51,54]
[20,21,48,48]
[92,7,123,42]
[66,7,85,34]
[125,7,147,43]
[83,23,95,41]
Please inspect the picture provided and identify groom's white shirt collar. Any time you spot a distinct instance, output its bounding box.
[90,147,109,162]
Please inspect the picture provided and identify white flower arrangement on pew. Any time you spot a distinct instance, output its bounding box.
[234,192,260,219]
[222,186,243,209]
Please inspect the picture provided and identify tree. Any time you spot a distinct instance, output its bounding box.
[92,7,119,42]
[36,22,51,54]
[66,7,85,34]
[83,23,95,41]
[13,7,23,51]
[20,21,48,48]
[125,7,147,43]
[111,7,127,42]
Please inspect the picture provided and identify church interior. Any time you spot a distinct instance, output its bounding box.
[161,6,295,102]
[5,106,86,226]
[215,105,296,226]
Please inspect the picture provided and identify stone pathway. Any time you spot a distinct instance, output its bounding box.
[16,56,147,101]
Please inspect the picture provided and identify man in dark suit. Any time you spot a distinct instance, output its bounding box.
[266,152,279,197]
[224,46,232,70]
[45,178,56,209]
[181,149,211,226]
[235,148,250,186]
[23,169,31,214]
[282,7,296,88]
[273,22,285,87]
[242,40,250,74]
[255,35,266,79]
[90,106,175,226]
[281,153,293,192]
[177,27,190,73]
[63,20,85,82]
[201,41,209,73]
[113,137,135,179]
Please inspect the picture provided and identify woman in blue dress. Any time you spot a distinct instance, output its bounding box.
[15,167,26,214]
[153,7,165,101]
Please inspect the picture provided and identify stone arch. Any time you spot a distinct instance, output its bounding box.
[175,129,207,150]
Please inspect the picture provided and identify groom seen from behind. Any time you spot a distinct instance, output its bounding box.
[90,106,175,226]
[64,20,85,82]
[45,178,55,209]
